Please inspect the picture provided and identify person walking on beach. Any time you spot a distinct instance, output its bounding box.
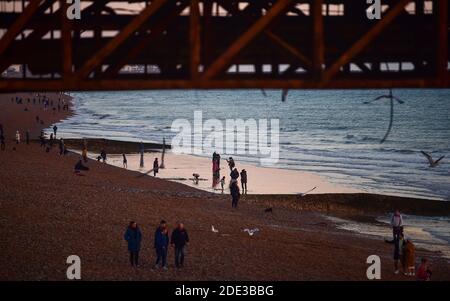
[15,130,21,144]
[25,130,30,145]
[220,176,226,193]
[124,221,142,268]
[226,157,235,171]
[122,153,128,169]
[154,220,169,270]
[53,125,58,137]
[230,179,240,208]
[394,233,406,274]
[101,149,107,163]
[59,138,65,156]
[391,209,403,241]
[171,222,190,268]
[240,169,247,193]
[139,142,144,168]
[153,158,159,177]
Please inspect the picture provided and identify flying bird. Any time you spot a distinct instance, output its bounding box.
[243,228,260,236]
[421,151,445,167]
[298,186,317,197]
[364,88,404,143]
[211,225,219,233]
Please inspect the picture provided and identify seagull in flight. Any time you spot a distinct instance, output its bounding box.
[298,186,317,197]
[421,151,445,167]
[364,88,404,143]
[211,225,219,233]
[243,228,260,236]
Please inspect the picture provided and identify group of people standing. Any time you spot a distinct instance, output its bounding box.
[124,220,189,269]
[390,210,432,280]
[211,152,249,208]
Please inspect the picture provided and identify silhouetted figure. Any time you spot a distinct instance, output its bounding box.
[153,158,159,177]
[230,180,240,208]
[124,221,142,268]
[240,169,247,193]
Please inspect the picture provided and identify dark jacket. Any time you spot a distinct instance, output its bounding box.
[124,227,142,252]
[171,228,190,248]
[240,171,247,183]
[154,227,169,249]
[230,183,240,199]
[230,169,239,180]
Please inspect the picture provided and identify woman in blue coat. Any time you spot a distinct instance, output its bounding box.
[124,221,142,268]
[154,220,170,270]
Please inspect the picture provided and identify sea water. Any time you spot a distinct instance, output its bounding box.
[51,89,450,200]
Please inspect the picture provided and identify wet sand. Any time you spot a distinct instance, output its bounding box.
[1,93,450,281]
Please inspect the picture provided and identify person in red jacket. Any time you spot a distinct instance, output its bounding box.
[416,257,432,281]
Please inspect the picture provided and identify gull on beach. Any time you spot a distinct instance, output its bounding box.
[211,225,219,233]
[243,228,260,236]
[298,186,317,197]
[421,151,445,167]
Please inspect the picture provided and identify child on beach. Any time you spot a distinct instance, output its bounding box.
[220,176,226,193]
[122,154,128,168]
[15,130,21,144]
[417,258,432,281]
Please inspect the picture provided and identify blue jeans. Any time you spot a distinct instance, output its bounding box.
[155,246,167,267]
[175,245,186,267]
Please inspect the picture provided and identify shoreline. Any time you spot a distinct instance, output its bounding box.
[1,92,450,280]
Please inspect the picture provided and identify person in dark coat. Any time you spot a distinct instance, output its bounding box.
[100,149,107,163]
[153,158,159,177]
[124,221,142,268]
[154,220,169,270]
[230,180,240,208]
[25,130,30,145]
[230,168,239,180]
[240,169,247,193]
[53,125,58,137]
[226,157,235,171]
[171,222,190,268]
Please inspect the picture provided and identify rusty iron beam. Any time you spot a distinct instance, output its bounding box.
[202,0,294,79]
[75,0,168,79]
[312,0,324,79]
[265,30,311,70]
[103,0,189,76]
[0,0,43,56]
[322,0,410,83]
[190,0,201,79]
[60,0,72,78]
[0,78,447,91]
[437,0,448,85]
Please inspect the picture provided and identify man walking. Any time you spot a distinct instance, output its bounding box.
[154,220,169,270]
[171,222,190,268]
